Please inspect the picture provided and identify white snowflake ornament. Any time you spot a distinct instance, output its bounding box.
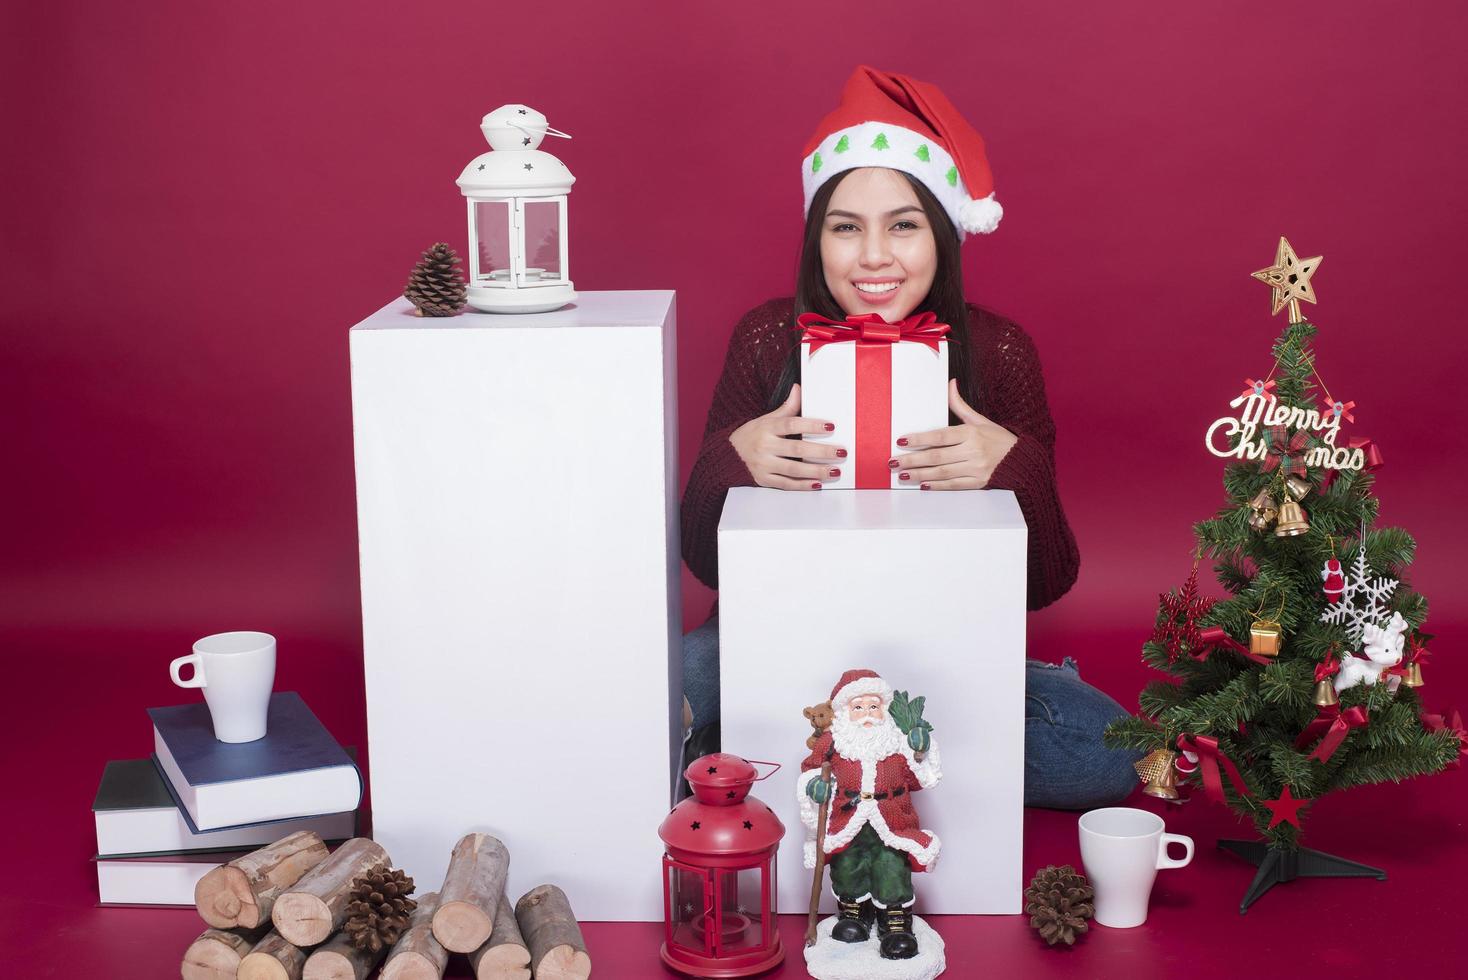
[1319,547,1399,646]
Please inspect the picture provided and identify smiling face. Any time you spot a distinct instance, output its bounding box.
[820,167,938,321]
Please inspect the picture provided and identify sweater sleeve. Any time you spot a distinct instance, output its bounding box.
[977,314,1081,610]
[679,301,792,590]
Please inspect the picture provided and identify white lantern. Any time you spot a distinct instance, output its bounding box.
[456,105,576,313]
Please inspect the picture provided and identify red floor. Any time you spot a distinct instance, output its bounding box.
[7,625,1464,978]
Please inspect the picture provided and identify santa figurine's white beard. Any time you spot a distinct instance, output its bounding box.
[830,709,906,763]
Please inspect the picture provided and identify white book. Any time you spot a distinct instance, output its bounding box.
[93,759,356,857]
[148,692,363,832]
[95,851,240,906]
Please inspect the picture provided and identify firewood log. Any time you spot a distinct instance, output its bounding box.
[195,831,331,929]
[431,833,510,953]
[515,885,590,980]
[271,837,389,947]
[302,929,386,980]
[238,930,307,980]
[381,892,449,980]
[467,891,531,980]
[181,924,270,980]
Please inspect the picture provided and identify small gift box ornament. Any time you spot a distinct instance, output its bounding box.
[1249,618,1282,657]
[797,311,950,489]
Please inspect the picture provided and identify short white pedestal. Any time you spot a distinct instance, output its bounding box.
[718,487,1027,915]
[350,293,681,920]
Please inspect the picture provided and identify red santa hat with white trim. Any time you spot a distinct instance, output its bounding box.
[830,668,895,713]
[801,65,1002,242]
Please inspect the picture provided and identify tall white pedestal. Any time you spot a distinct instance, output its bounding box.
[350,293,680,920]
[718,487,1027,915]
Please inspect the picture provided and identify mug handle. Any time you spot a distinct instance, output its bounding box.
[170,654,207,689]
[1157,832,1194,869]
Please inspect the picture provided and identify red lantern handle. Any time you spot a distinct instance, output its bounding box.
[745,759,782,781]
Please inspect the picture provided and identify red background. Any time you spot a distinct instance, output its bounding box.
[4,1,1466,975]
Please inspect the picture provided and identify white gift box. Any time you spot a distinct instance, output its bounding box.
[350,292,681,920]
[800,318,948,489]
[718,487,1028,914]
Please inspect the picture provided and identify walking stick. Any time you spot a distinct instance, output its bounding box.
[805,753,834,947]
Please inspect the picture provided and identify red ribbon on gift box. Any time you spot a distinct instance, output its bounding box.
[798,311,951,488]
[1196,625,1274,666]
[1293,705,1368,762]
[1177,733,1251,803]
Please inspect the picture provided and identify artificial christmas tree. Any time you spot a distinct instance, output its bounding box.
[1104,238,1462,912]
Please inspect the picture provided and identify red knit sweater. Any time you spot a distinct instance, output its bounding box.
[680,297,1080,610]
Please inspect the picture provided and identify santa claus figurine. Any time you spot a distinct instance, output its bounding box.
[1322,556,1346,603]
[798,669,942,961]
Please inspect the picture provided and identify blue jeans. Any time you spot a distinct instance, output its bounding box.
[682,616,1140,810]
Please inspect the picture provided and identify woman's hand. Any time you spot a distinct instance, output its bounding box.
[729,383,847,490]
[893,379,1019,490]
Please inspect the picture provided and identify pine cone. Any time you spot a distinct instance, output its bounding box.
[344,864,417,954]
[1023,864,1095,947]
[404,243,467,317]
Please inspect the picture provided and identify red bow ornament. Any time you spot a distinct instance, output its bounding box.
[1240,377,1277,399]
[1261,425,1310,477]
[1329,399,1356,424]
[1293,705,1369,762]
[1176,733,1252,804]
[798,311,951,489]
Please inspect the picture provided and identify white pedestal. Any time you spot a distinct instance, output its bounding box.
[718,487,1027,915]
[350,293,681,921]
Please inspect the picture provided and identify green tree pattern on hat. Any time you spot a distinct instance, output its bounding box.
[945,165,959,187]
[834,135,850,153]
[914,144,930,162]
[812,152,822,173]
[872,132,890,150]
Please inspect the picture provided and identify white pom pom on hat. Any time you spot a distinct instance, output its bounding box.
[800,65,1002,243]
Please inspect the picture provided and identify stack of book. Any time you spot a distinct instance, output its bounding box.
[92,691,363,906]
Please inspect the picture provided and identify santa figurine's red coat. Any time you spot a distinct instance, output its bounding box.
[1322,557,1346,603]
[796,669,943,872]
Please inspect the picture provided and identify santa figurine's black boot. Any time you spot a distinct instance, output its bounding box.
[877,904,918,959]
[830,898,874,943]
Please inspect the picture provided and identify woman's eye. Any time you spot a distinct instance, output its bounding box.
[894,220,918,230]
[833,223,857,232]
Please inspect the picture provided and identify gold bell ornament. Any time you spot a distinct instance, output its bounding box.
[1247,489,1279,532]
[1133,748,1180,801]
[1402,661,1425,688]
[1274,497,1310,537]
[1283,475,1311,501]
[1312,678,1339,706]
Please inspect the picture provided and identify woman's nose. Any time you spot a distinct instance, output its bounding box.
[860,232,892,268]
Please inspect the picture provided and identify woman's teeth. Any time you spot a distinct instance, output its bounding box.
[855,282,901,294]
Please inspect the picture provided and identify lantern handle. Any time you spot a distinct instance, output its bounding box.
[745,759,782,781]
[507,122,573,140]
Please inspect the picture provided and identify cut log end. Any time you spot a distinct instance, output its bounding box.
[238,953,297,980]
[472,944,531,980]
[380,950,444,980]
[432,899,494,953]
[196,865,259,928]
[271,892,335,947]
[536,946,592,980]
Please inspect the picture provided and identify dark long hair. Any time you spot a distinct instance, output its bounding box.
[767,168,979,416]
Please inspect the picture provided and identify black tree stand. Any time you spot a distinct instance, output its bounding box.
[1217,839,1386,913]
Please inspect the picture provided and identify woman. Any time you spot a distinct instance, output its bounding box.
[680,66,1138,809]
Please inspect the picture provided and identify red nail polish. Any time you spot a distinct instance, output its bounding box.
[888,458,899,469]
[920,482,931,490]
[811,482,823,490]
[897,437,909,447]
[829,468,841,478]
[899,472,910,481]
[824,422,835,431]
[835,448,847,458]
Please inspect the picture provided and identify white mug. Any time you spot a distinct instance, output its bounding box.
[170,631,277,743]
[1078,807,1193,928]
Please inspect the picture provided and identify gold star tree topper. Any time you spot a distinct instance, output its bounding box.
[1251,237,1323,322]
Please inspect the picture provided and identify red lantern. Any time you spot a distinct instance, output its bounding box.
[659,753,786,978]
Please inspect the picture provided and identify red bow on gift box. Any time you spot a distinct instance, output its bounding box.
[797,310,951,353]
[1261,425,1310,477]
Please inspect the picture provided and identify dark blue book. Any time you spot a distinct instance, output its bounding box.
[147,691,362,831]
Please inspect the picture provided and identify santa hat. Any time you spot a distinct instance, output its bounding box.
[830,668,894,713]
[801,65,1002,242]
